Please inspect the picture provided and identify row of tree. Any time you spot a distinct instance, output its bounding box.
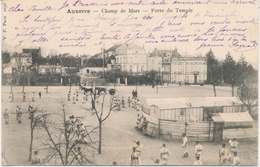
[206,50,257,97]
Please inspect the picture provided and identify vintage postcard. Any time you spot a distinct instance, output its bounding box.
[1,0,258,166]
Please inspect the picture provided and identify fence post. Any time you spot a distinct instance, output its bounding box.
[158,119,160,139]
[208,120,211,142]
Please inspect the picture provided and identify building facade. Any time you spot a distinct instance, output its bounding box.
[105,43,147,74]
[169,57,207,83]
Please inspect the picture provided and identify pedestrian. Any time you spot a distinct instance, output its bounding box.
[135,90,138,98]
[219,143,229,165]
[79,123,86,141]
[193,155,202,165]
[122,97,125,108]
[17,110,22,123]
[194,141,203,163]
[23,92,26,102]
[128,96,131,107]
[68,91,71,101]
[136,114,141,127]
[16,105,20,120]
[31,151,41,165]
[142,117,148,135]
[73,93,76,104]
[232,152,240,166]
[160,143,169,165]
[11,92,14,102]
[131,147,139,166]
[132,90,134,98]
[32,92,35,102]
[39,92,41,98]
[134,141,142,165]
[228,138,239,161]
[9,92,12,102]
[182,134,189,158]
[3,109,9,124]
[136,99,140,111]
[76,92,79,101]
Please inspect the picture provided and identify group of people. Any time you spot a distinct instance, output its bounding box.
[130,135,240,166]
[67,91,84,103]
[128,96,140,111]
[65,115,87,142]
[135,114,148,135]
[219,138,240,165]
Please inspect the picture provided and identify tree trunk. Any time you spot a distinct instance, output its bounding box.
[98,121,102,154]
[231,83,234,97]
[213,82,217,97]
[29,114,33,161]
[29,130,33,161]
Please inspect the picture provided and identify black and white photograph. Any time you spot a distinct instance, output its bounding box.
[1,0,258,165]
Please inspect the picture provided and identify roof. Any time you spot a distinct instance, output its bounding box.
[143,97,243,110]
[216,112,253,122]
[105,44,122,52]
[149,49,182,58]
[83,59,107,68]
[212,112,254,129]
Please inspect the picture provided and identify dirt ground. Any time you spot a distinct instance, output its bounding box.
[1,85,258,166]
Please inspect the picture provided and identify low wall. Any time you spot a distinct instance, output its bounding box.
[159,120,214,142]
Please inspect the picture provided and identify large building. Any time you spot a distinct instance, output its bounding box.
[148,47,207,83]
[104,43,147,73]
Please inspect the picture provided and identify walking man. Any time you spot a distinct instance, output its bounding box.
[131,147,139,166]
[32,92,35,102]
[219,143,229,165]
[128,96,131,107]
[134,141,142,165]
[39,92,41,98]
[122,97,125,108]
[3,109,9,124]
[160,143,169,165]
[16,105,20,120]
[182,134,189,158]
[23,92,26,102]
[68,91,71,101]
[194,141,203,163]
[76,92,79,101]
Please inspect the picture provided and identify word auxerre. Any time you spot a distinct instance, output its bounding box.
[67,8,193,14]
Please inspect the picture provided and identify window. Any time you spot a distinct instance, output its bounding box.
[123,57,125,63]
[120,57,122,63]
[137,66,139,72]
[130,66,132,71]
[141,66,144,72]
[86,69,89,73]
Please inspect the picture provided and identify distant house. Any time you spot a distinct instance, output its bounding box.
[3,52,33,74]
[79,58,108,84]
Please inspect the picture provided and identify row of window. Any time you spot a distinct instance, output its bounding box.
[116,56,146,64]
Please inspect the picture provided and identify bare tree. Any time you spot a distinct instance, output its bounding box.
[85,83,117,154]
[236,84,258,116]
[28,107,51,161]
[38,101,98,165]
